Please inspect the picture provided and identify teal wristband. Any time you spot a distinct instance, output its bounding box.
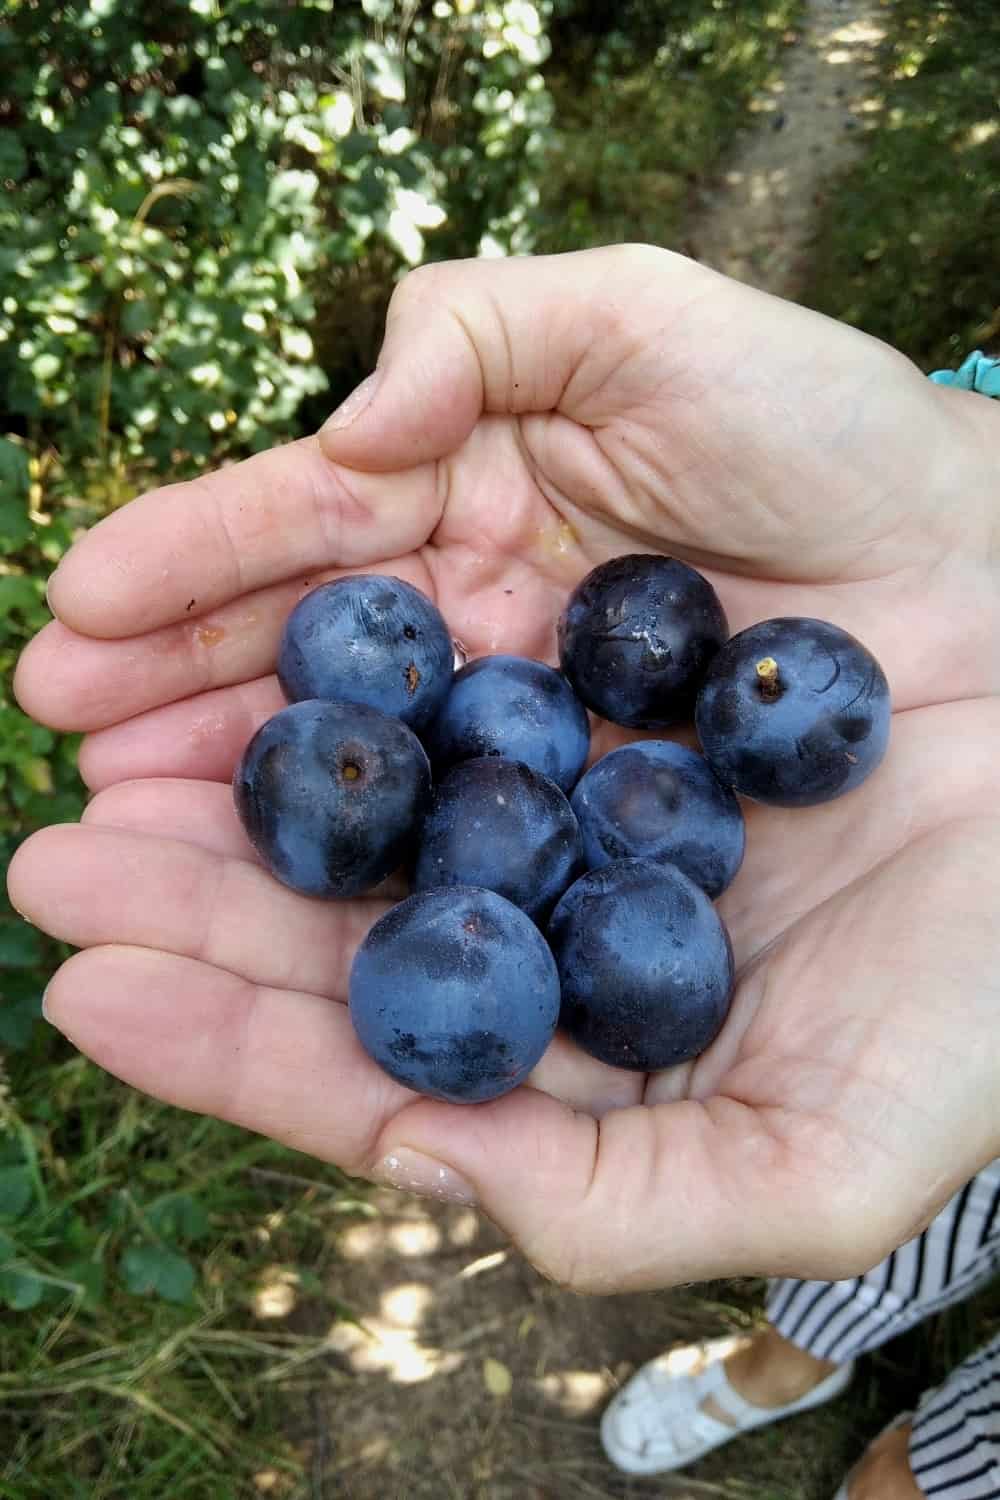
[928,349,1000,398]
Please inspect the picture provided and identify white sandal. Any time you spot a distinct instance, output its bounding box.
[600,1347,855,1476]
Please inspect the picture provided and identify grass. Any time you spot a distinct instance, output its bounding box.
[0,1032,376,1498]
[799,0,1000,368]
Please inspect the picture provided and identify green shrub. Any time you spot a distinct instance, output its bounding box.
[800,0,1000,368]
[0,0,556,497]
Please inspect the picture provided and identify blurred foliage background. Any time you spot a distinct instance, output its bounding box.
[1,0,997,1494]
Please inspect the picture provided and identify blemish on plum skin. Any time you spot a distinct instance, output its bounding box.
[405,663,420,695]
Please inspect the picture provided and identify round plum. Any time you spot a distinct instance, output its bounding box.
[557,554,728,728]
[349,886,560,1103]
[424,654,590,793]
[571,740,745,898]
[412,757,584,924]
[548,858,735,1072]
[695,617,891,807]
[233,699,430,898]
[278,575,453,732]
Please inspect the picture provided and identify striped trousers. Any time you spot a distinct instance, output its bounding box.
[768,1160,1000,1498]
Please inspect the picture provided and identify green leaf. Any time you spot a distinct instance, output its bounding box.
[338,131,373,167]
[0,575,42,619]
[121,1244,197,1303]
[120,298,155,337]
[0,134,28,182]
[0,1167,33,1221]
[0,994,44,1050]
[0,1265,45,1310]
[0,919,44,970]
[66,1257,106,1309]
[0,441,32,544]
[147,1193,210,1243]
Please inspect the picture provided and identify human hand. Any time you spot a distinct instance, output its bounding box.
[10,245,1000,1291]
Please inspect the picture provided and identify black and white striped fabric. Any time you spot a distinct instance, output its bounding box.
[768,1159,1000,1498]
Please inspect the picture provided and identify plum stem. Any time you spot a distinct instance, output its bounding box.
[755,656,782,701]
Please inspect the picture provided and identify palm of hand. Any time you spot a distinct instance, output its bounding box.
[11,248,1000,1290]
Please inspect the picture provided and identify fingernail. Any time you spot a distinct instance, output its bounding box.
[375,1148,477,1205]
[41,984,58,1027]
[45,569,59,614]
[321,371,380,433]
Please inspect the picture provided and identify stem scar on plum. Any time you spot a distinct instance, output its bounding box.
[755,656,782,702]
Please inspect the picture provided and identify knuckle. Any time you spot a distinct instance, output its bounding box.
[388,259,452,318]
[81,782,136,823]
[524,1225,614,1297]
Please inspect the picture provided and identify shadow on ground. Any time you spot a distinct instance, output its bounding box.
[264,1188,971,1500]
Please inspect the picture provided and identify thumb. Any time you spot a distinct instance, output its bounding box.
[317,245,713,472]
[368,1086,876,1293]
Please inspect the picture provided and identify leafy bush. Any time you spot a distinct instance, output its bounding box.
[0,0,555,496]
[0,0,558,1069]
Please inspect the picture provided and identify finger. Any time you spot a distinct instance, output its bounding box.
[78,679,285,790]
[44,436,441,640]
[71,671,695,796]
[320,248,989,592]
[82,779,260,861]
[371,819,1000,1291]
[79,777,411,902]
[41,946,408,1167]
[528,1032,645,1117]
[80,697,999,975]
[318,245,716,469]
[22,550,441,732]
[9,824,388,999]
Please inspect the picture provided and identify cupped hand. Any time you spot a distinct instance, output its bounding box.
[10,245,1000,1292]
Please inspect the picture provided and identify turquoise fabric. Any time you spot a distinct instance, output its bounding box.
[928,349,1000,398]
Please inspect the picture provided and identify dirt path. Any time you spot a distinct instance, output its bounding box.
[688,0,888,296]
[289,1188,861,1499]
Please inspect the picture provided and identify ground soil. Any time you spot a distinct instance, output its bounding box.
[284,1188,864,1500]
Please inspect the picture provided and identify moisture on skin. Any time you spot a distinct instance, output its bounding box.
[571,739,746,898]
[548,858,735,1072]
[695,617,891,807]
[423,654,591,794]
[412,756,585,925]
[233,699,431,898]
[557,554,729,729]
[277,574,454,733]
[349,886,561,1103]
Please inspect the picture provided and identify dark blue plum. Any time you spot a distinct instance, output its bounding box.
[557,554,728,729]
[424,654,590,793]
[571,740,745,898]
[233,699,430,898]
[412,757,583,925]
[695,617,891,807]
[548,858,734,1072]
[278,575,453,732]
[349,886,560,1103]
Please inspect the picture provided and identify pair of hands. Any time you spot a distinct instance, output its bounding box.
[10,244,1000,1294]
